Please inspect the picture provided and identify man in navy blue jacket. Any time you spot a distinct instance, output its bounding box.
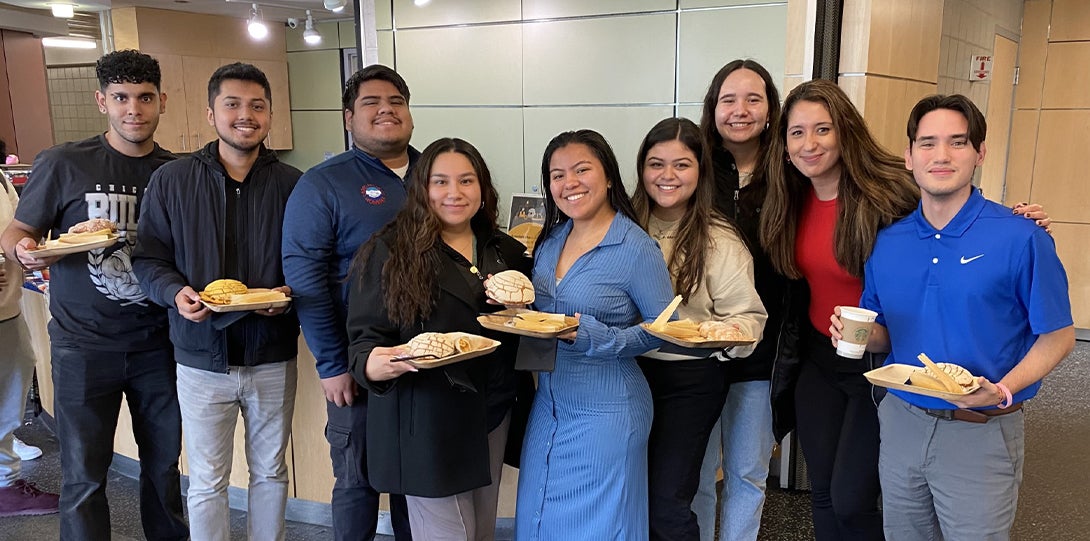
[282,64,416,541]
[133,63,301,541]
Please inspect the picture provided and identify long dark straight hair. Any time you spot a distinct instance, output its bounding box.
[350,137,500,326]
[533,129,639,258]
[631,117,740,298]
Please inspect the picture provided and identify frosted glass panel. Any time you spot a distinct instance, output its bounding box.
[287,50,344,110]
[280,110,348,172]
[681,0,786,8]
[677,105,704,124]
[524,14,675,105]
[409,107,525,225]
[393,0,520,28]
[375,0,392,30]
[522,0,673,19]
[378,31,394,67]
[397,25,522,105]
[340,21,358,49]
[522,106,674,193]
[677,5,787,103]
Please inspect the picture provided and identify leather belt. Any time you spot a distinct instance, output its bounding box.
[920,402,1023,424]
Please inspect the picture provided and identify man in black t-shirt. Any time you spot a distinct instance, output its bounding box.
[0,50,187,541]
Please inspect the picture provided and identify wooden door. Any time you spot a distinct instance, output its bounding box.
[980,35,1017,202]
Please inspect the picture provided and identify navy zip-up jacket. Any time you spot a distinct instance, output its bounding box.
[282,146,420,380]
[133,141,301,373]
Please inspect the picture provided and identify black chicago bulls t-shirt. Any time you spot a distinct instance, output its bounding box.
[17,134,175,352]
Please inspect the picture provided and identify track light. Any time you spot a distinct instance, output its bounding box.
[247,3,268,40]
[323,0,346,13]
[303,10,321,45]
[50,3,75,18]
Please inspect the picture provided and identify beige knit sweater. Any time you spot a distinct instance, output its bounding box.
[643,214,767,361]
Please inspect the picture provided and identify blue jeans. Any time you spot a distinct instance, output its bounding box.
[51,345,186,541]
[693,379,776,541]
[326,392,412,541]
[0,315,37,487]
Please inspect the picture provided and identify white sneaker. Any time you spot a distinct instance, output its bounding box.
[12,437,41,461]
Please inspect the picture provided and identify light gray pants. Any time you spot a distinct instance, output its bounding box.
[177,361,298,541]
[878,394,1024,541]
[405,412,511,541]
[0,315,36,487]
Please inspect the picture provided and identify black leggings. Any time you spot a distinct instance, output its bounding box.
[639,356,728,541]
[793,325,883,541]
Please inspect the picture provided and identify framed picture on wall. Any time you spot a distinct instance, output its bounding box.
[508,193,546,253]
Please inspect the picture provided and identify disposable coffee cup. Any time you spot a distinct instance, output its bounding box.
[836,307,877,359]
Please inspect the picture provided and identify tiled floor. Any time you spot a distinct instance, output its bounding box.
[3,340,1087,540]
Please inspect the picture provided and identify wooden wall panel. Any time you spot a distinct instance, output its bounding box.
[110,7,140,51]
[1014,0,1051,111]
[843,76,935,155]
[839,0,872,73]
[785,0,812,77]
[290,337,334,503]
[865,0,942,83]
[1041,42,1090,109]
[1052,223,1090,329]
[131,8,286,60]
[1004,109,1039,205]
[1030,110,1090,223]
[1049,0,1090,41]
[979,35,1018,202]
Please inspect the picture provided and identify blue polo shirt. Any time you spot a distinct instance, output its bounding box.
[860,190,1071,410]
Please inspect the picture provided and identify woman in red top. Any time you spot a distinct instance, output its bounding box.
[761,80,1051,540]
[761,78,916,541]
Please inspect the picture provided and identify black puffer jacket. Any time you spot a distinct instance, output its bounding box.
[133,142,301,372]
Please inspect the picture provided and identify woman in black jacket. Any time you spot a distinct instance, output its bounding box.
[346,138,529,541]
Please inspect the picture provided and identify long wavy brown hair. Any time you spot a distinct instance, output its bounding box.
[760,80,919,279]
[350,137,500,326]
[632,117,740,298]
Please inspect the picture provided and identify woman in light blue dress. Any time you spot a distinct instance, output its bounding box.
[515,130,674,541]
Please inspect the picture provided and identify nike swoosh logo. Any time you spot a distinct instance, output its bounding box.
[960,254,984,264]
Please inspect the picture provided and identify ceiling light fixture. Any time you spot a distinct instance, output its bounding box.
[42,36,96,49]
[414,0,430,6]
[303,10,321,45]
[247,3,268,40]
[323,0,346,13]
[50,3,75,18]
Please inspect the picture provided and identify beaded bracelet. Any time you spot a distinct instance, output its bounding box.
[995,382,1013,409]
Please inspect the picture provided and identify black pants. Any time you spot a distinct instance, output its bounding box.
[326,392,412,541]
[51,345,187,541]
[639,356,729,541]
[793,325,883,541]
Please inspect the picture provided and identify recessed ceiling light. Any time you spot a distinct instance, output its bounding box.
[50,3,75,18]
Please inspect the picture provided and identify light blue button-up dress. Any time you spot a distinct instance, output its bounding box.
[515,213,674,541]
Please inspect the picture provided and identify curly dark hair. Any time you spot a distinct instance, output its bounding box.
[207,62,272,107]
[342,64,410,111]
[95,50,161,90]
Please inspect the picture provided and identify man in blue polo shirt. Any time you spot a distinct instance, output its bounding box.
[281,64,415,541]
[830,94,1074,541]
